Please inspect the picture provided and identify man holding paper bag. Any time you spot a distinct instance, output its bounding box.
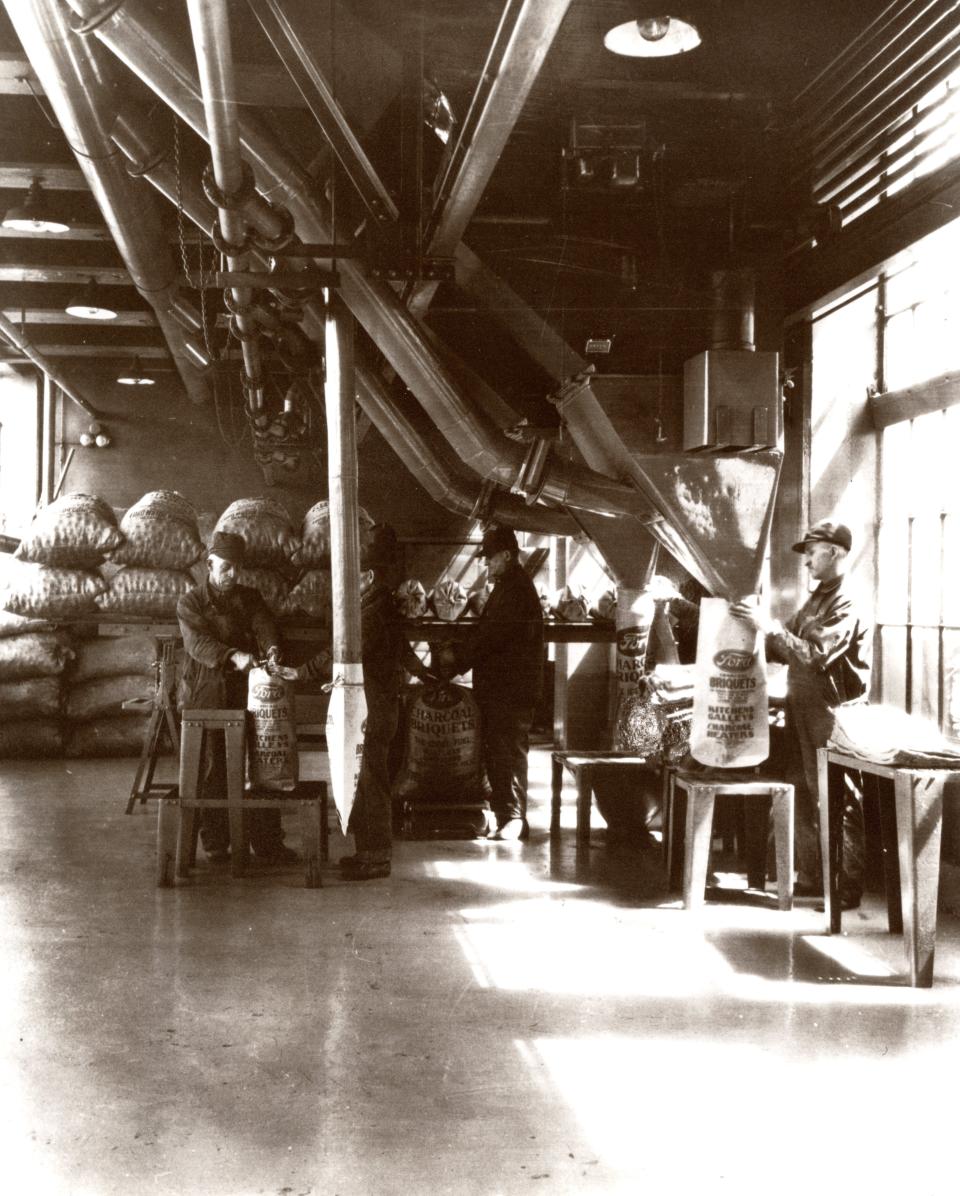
[731,520,871,908]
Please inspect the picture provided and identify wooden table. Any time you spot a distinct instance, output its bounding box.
[550,750,661,845]
[817,747,960,987]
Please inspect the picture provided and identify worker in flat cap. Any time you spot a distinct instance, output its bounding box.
[731,519,871,908]
[438,524,544,840]
[176,530,295,864]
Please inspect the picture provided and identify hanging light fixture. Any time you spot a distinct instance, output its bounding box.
[1,177,71,234]
[65,277,118,321]
[116,355,154,386]
[604,14,701,57]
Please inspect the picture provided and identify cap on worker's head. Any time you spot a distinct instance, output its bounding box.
[208,530,246,564]
[791,520,852,554]
[480,524,519,559]
[362,523,400,570]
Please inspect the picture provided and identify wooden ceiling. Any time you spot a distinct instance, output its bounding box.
[0,0,887,396]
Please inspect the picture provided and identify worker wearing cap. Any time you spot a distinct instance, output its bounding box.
[731,520,871,908]
[177,530,294,864]
[441,525,544,841]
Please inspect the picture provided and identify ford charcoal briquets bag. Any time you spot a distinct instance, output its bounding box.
[246,666,299,791]
[690,597,768,768]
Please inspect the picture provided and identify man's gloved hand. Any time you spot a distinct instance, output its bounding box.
[229,650,254,672]
[271,664,300,682]
[729,598,781,637]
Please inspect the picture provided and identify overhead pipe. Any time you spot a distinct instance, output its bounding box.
[354,365,576,536]
[5,0,210,406]
[0,312,100,419]
[108,96,564,533]
[186,0,266,414]
[66,0,665,527]
[245,0,399,225]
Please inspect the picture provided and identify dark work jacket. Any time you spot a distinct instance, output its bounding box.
[767,573,871,745]
[300,583,421,703]
[177,578,278,710]
[453,560,544,709]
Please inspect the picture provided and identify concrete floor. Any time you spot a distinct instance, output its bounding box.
[2,750,960,1196]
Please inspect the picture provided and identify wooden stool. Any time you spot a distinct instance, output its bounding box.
[550,750,657,845]
[156,708,325,889]
[674,770,794,910]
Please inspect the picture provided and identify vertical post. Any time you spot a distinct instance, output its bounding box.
[324,295,367,828]
[552,534,568,748]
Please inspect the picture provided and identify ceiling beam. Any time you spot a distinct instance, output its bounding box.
[2,307,156,326]
[0,163,88,190]
[0,50,306,107]
[0,343,172,359]
[0,265,131,284]
[0,224,112,241]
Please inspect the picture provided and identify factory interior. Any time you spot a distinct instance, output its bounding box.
[1,2,960,1193]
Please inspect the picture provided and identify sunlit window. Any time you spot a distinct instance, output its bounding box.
[0,366,38,541]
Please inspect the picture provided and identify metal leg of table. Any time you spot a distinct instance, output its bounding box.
[895,772,945,988]
[873,774,903,934]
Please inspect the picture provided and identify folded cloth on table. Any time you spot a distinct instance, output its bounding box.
[830,703,960,768]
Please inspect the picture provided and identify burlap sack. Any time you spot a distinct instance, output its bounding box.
[64,716,150,758]
[72,635,157,682]
[0,631,73,680]
[293,500,374,569]
[236,567,290,615]
[283,568,332,619]
[15,493,124,568]
[0,675,62,719]
[430,580,468,621]
[0,718,63,758]
[2,562,106,618]
[396,579,428,618]
[110,490,203,570]
[0,610,53,638]
[65,673,155,722]
[96,567,193,617]
[214,498,300,569]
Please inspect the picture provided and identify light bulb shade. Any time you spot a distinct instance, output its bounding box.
[1,178,70,234]
[604,14,701,57]
[117,356,154,385]
[65,278,117,321]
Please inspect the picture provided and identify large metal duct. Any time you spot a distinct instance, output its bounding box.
[64,0,661,526]
[106,100,565,534]
[0,313,100,419]
[355,367,576,537]
[5,0,209,407]
[185,0,265,414]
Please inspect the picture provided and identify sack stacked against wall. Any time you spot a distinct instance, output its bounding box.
[4,494,117,619]
[283,566,332,620]
[64,634,158,758]
[0,624,73,757]
[15,492,124,568]
[99,491,203,616]
[215,497,301,569]
[96,566,193,617]
[430,579,468,621]
[293,500,374,569]
[110,490,203,570]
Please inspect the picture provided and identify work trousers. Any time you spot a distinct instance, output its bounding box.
[479,701,533,823]
[198,726,284,857]
[787,714,865,897]
[348,685,399,861]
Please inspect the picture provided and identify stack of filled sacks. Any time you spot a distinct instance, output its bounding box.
[0,610,72,757]
[285,499,375,621]
[3,492,119,618]
[98,490,202,617]
[216,497,301,614]
[64,634,158,757]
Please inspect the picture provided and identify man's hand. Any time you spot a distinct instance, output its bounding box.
[271,664,300,682]
[229,650,254,672]
[729,599,780,637]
